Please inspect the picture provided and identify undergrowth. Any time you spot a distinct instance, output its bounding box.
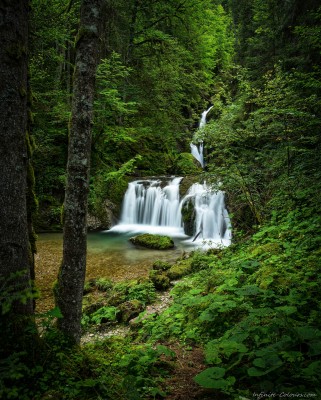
[1,209,320,399]
[136,207,321,398]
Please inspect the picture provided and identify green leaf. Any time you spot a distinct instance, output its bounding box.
[302,361,321,378]
[253,358,266,368]
[248,352,283,376]
[295,327,321,341]
[308,341,321,356]
[194,368,235,390]
[247,367,268,377]
[275,306,297,315]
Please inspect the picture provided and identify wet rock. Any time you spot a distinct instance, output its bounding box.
[118,300,144,323]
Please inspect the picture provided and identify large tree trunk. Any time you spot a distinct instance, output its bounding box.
[0,1,33,315]
[56,0,103,344]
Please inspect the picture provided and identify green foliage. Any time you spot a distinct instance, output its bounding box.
[90,306,119,324]
[106,279,157,308]
[174,153,202,175]
[93,277,113,292]
[89,155,141,219]
[119,344,175,399]
[136,204,321,396]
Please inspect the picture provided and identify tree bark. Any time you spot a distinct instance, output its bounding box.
[56,0,103,344]
[0,1,34,319]
[0,1,37,356]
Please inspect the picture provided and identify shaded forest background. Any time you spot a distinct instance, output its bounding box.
[1,0,321,398]
[30,0,321,235]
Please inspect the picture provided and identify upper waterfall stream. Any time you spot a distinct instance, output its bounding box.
[190,105,213,168]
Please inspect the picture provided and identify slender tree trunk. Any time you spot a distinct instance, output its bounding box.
[0,0,34,347]
[56,0,103,344]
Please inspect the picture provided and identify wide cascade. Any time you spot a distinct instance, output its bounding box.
[120,177,182,227]
[112,177,232,247]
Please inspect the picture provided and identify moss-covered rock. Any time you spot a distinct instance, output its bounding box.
[83,279,96,294]
[106,290,127,307]
[149,270,171,290]
[179,175,201,197]
[167,259,192,280]
[152,260,172,271]
[129,234,174,250]
[118,300,144,323]
[106,279,156,306]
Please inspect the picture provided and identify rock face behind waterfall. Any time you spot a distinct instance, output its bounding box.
[181,199,196,236]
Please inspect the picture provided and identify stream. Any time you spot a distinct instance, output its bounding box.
[35,230,195,312]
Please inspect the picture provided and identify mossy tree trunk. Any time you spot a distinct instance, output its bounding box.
[56,0,103,344]
[0,0,35,346]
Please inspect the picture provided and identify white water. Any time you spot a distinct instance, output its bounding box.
[111,177,186,237]
[181,182,231,248]
[111,177,232,248]
[190,105,213,168]
[199,105,213,129]
[190,142,204,168]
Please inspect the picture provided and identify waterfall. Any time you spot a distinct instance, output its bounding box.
[120,177,182,227]
[180,182,231,247]
[199,105,213,129]
[190,105,213,168]
[190,142,204,168]
[111,177,231,248]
